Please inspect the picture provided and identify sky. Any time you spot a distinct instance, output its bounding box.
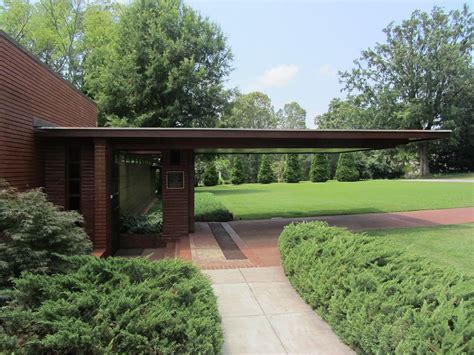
[186,0,467,128]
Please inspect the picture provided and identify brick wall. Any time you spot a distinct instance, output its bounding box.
[161,150,193,238]
[119,163,156,216]
[44,142,66,207]
[0,31,97,191]
[93,139,111,254]
[81,143,95,238]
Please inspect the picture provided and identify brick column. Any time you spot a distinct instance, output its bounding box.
[161,149,192,239]
[94,139,111,255]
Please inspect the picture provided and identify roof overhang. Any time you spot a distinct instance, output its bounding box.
[35,127,450,154]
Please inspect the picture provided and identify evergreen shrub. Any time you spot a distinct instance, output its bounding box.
[258,155,275,184]
[203,162,219,186]
[335,153,359,181]
[279,222,473,354]
[283,154,301,183]
[231,157,245,185]
[310,154,330,182]
[0,257,223,354]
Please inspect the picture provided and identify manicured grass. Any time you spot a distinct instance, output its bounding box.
[365,223,474,275]
[197,180,474,220]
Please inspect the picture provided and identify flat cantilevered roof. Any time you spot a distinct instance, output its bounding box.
[35,127,450,153]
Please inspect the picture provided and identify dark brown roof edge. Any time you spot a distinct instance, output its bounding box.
[34,127,451,141]
[0,30,97,106]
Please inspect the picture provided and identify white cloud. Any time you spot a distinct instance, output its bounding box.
[318,64,338,79]
[257,64,299,88]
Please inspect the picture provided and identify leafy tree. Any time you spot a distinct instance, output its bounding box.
[277,102,307,129]
[283,154,301,183]
[257,155,274,184]
[429,71,474,172]
[202,161,219,186]
[0,0,122,90]
[222,92,278,128]
[335,153,359,182]
[340,6,473,175]
[0,181,92,286]
[231,156,245,185]
[84,0,232,127]
[0,0,91,87]
[310,154,330,182]
[315,97,371,129]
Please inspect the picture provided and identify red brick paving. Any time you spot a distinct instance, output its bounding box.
[116,207,474,269]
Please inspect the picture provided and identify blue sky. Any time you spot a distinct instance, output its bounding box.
[187,0,466,127]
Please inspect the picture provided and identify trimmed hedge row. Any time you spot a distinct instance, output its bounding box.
[195,192,233,222]
[0,257,223,354]
[279,222,473,354]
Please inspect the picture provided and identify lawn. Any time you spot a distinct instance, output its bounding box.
[365,223,474,275]
[197,180,474,220]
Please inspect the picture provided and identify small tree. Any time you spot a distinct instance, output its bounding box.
[231,156,245,185]
[310,154,330,182]
[258,155,274,184]
[335,153,360,182]
[203,161,219,186]
[0,181,92,286]
[283,154,300,183]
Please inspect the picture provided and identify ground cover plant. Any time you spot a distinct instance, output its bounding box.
[365,223,474,275]
[197,180,474,220]
[0,257,223,354]
[195,192,233,222]
[120,201,163,234]
[0,182,92,287]
[279,221,474,354]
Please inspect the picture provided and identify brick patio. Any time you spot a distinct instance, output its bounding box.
[115,207,474,269]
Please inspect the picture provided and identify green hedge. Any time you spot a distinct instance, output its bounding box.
[0,257,223,354]
[195,192,233,222]
[279,222,473,354]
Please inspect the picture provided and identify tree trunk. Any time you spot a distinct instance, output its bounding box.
[419,142,430,177]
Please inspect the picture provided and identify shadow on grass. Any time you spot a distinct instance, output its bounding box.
[235,207,385,220]
[196,188,264,196]
[234,206,455,221]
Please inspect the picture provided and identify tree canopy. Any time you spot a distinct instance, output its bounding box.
[87,0,233,127]
[222,92,278,129]
[317,5,473,175]
[277,102,307,129]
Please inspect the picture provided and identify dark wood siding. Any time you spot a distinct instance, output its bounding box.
[0,31,97,191]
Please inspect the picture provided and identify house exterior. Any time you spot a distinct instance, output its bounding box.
[0,31,450,257]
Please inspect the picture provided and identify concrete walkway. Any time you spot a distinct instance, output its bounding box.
[205,266,353,355]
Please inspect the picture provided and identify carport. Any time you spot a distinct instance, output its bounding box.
[35,127,449,256]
